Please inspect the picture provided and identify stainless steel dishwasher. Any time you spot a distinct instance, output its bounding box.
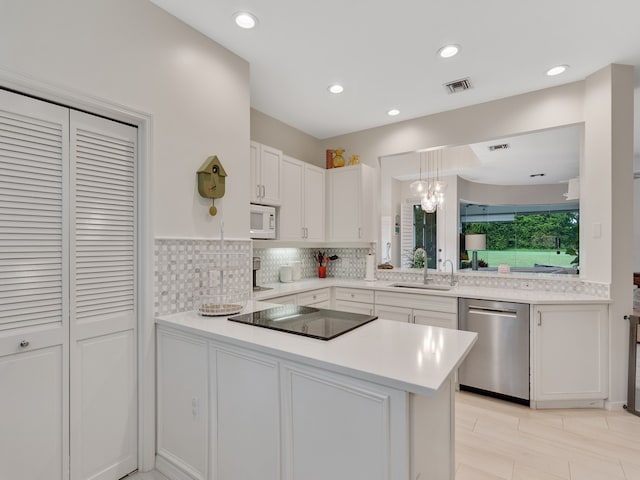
[458,298,530,405]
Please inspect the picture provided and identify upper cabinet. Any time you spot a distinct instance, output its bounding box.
[326,164,375,242]
[250,141,282,205]
[280,155,325,241]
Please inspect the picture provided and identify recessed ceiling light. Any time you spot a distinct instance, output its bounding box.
[328,84,344,94]
[234,12,257,29]
[438,44,460,59]
[546,65,568,76]
[387,109,400,116]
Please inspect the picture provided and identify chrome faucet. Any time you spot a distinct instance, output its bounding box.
[443,259,456,286]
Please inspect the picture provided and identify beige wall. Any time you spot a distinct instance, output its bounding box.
[251,108,323,166]
[0,0,250,239]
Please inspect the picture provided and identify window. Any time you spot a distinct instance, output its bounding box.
[460,202,579,271]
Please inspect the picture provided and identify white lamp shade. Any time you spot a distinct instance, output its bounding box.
[465,234,486,251]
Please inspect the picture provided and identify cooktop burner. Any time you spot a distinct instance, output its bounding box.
[228,304,377,340]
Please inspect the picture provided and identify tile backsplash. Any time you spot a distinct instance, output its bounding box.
[155,240,610,316]
[154,238,252,316]
[253,247,371,284]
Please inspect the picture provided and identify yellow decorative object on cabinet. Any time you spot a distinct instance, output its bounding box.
[332,148,345,168]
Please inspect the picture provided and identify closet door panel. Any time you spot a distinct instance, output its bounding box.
[0,89,70,480]
[69,111,137,480]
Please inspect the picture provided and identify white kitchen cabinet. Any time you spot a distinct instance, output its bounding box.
[326,164,375,241]
[532,303,609,408]
[280,362,409,480]
[250,141,282,205]
[297,288,331,307]
[375,304,412,323]
[280,155,325,241]
[266,288,330,308]
[156,329,209,480]
[214,345,280,480]
[375,291,458,329]
[334,287,375,315]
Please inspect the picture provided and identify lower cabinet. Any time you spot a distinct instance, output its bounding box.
[214,346,280,480]
[156,329,209,480]
[156,325,455,480]
[374,291,458,329]
[280,363,409,480]
[334,287,375,315]
[532,303,609,407]
[156,327,280,480]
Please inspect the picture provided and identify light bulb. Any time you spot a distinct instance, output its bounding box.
[410,180,429,196]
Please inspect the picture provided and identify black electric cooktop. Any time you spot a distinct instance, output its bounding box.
[228,305,377,340]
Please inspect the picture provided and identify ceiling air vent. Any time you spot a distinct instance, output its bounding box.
[488,143,510,151]
[444,77,472,94]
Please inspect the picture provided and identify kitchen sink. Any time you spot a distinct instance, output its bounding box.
[389,282,455,291]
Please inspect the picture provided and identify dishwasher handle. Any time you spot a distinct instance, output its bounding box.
[468,307,518,318]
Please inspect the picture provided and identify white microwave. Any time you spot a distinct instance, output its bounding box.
[250,204,276,239]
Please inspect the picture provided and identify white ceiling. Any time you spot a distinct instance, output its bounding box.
[464,126,580,185]
[150,0,640,142]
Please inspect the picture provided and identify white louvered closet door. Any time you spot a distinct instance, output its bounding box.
[69,111,137,480]
[0,89,70,480]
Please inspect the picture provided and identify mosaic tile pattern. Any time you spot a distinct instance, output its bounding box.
[156,241,610,316]
[154,238,252,316]
[253,247,371,284]
[374,268,610,298]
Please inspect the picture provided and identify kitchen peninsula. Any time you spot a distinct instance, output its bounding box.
[155,301,477,480]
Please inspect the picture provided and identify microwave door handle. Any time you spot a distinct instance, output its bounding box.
[269,214,275,229]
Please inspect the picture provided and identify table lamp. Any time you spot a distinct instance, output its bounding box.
[465,234,486,270]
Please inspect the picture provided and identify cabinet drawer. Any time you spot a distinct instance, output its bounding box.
[335,300,374,316]
[297,288,330,306]
[374,305,412,323]
[267,294,297,305]
[413,310,457,329]
[375,291,457,314]
[335,287,374,304]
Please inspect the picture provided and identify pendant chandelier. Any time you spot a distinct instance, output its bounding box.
[413,149,447,213]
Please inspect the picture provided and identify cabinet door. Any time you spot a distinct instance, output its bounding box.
[156,329,209,480]
[533,304,608,402]
[280,156,304,240]
[375,305,412,323]
[304,164,325,241]
[215,346,280,480]
[413,309,457,329]
[281,363,407,480]
[250,141,261,203]
[327,166,361,241]
[259,144,282,205]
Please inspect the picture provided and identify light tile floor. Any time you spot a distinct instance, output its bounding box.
[124,391,640,480]
[456,391,640,480]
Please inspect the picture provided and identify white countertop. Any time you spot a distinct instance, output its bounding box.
[254,278,610,305]
[156,301,478,397]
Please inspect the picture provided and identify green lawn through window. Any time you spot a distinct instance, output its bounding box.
[473,249,576,268]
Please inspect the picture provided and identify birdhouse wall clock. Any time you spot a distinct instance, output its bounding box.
[197,155,227,216]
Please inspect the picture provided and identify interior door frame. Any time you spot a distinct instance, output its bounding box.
[0,69,156,471]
